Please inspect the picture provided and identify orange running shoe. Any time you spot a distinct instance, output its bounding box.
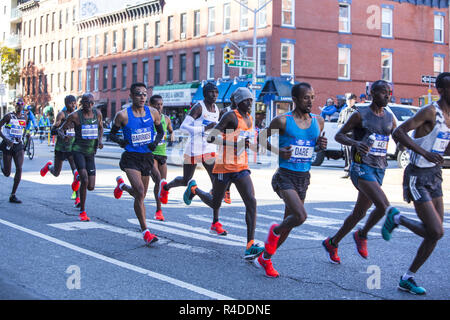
[79,211,90,222]
[322,237,340,264]
[223,191,231,204]
[143,230,158,244]
[72,171,80,192]
[40,161,52,177]
[210,221,227,236]
[155,210,165,221]
[255,255,279,278]
[264,223,280,256]
[74,197,81,208]
[353,230,368,259]
[114,176,125,199]
[158,179,169,204]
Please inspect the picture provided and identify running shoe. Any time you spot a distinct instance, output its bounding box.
[382,207,400,241]
[155,210,165,221]
[158,179,169,204]
[71,191,77,200]
[74,197,80,208]
[40,161,52,177]
[264,223,280,256]
[255,255,279,278]
[72,171,80,192]
[9,195,22,204]
[398,277,426,295]
[322,237,340,264]
[143,230,158,245]
[223,191,231,204]
[79,211,90,221]
[183,179,197,205]
[210,221,227,236]
[244,243,264,260]
[353,230,368,259]
[114,176,125,199]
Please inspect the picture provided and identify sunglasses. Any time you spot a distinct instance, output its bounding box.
[133,92,147,97]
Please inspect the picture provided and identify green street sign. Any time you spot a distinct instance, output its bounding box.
[229,59,255,68]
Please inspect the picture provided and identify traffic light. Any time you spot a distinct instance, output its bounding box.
[223,47,235,65]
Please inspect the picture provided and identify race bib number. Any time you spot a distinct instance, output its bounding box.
[289,140,315,163]
[66,128,75,137]
[431,131,450,155]
[202,119,214,127]
[131,127,153,147]
[81,124,98,140]
[9,119,25,138]
[368,134,389,156]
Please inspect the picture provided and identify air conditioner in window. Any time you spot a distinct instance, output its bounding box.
[112,47,117,53]
[180,32,186,39]
[143,41,148,49]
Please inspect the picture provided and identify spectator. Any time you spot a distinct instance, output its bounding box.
[359,93,367,103]
[337,93,358,178]
[319,98,338,120]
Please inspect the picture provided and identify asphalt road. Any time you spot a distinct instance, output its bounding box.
[1,140,449,304]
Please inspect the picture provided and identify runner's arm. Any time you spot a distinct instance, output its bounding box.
[165,115,174,142]
[97,109,104,149]
[51,111,64,136]
[206,111,237,147]
[257,115,290,158]
[335,112,369,154]
[315,115,327,151]
[0,114,12,144]
[110,111,128,148]
[148,108,164,151]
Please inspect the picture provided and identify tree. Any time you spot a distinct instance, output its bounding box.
[0,46,20,87]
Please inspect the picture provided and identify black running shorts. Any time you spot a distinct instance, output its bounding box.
[271,167,310,201]
[120,151,154,176]
[55,150,73,162]
[72,151,96,176]
[153,154,167,166]
[403,164,443,203]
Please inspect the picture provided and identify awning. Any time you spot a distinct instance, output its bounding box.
[192,81,232,104]
[260,78,298,103]
[152,82,200,107]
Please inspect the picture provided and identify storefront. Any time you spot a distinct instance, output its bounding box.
[260,77,298,126]
[192,80,232,110]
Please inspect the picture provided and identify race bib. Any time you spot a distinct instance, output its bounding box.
[8,119,25,138]
[368,134,389,156]
[131,127,153,147]
[289,139,316,163]
[81,124,98,140]
[431,131,450,155]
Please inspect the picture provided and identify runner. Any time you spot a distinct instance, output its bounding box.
[0,98,27,203]
[158,82,219,205]
[255,82,327,277]
[381,72,450,295]
[40,95,81,208]
[183,87,264,260]
[58,93,104,221]
[322,80,398,263]
[150,94,173,221]
[110,82,165,245]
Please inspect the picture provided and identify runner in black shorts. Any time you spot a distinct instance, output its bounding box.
[40,95,81,207]
[59,93,104,221]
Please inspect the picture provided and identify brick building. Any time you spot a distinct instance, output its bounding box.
[17,0,450,126]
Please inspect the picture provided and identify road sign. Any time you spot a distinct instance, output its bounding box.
[421,75,436,84]
[249,84,262,90]
[229,59,255,68]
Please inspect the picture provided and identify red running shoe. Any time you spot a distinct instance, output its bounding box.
[158,179,169,204]
[40,161,52,177]
[155,210,165,221]
[210,221,227,236]
[322,237,341,264]
[353,230,368,259]
[264,223,280,256]
[74,197,80,208]
[114,176,125,199]
[79,211,90,222]
[255,255,280,278]
[143,230,158,244]
[72,171,80,192]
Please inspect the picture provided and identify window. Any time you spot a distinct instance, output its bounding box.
[381,7,393,37]
[381,50,393,83]
[71,37,75,58]
[87,36,92,57]
[180,13,187,38]
[86,67,91,92]
[143,61,149,85]
[223,2,231,33]
[95,35,99,56]
[240,0,249,30]
[282,0,294,27]
[257,44,266,76]
[112,65,117,89]
[193,52,200,81]
[132,26,138,50]
[167,16,174,41]
[155,21,161,46]
[59,10,62,29]
[40,16,43,34]
[71,71,74,91]
[208,7,215,35]
[112,31,117,50]
[94,66,99,91]
[51,42,54,61]
[45,44,48,62]
[144,23,149,47]
[193,10,200,37]
[65,39,68,59]
[240,47,251,76]
[434,14,444,43]
[103,65,108,90]
[207,50,215,79]
[167,55,173,82]
[339,3,350,33]
[180,54,186,82]
[122,64,127,89]
[338,46,351,80]
[52,12,55,31]
[58,40,62,60]
[111,101,117,120]
[39,45,42,63]
[78,69,82,91]
[122,28,127,51]
[281,43,294,75]
[132,62,138,84]
[258,0,267,27]
[434,55,444,76]
[79,38,83,58]
[154,59,160,85]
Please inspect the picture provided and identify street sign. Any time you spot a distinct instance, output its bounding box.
[229,59,255,68]
[249,84,262,90]
[421,75,436,84]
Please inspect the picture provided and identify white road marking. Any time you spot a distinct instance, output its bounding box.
[0,218,233,300]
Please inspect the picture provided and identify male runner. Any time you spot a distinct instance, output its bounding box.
[0,98,27,203]
[255,82,327,277]
[322,80,398,263]
[183,87,264,260]
[110,83,165,245]
[381,72,450,295]
[158,82,219,203]
[150,94,173,221]
[40,95,81,207]
[59,93,103,221]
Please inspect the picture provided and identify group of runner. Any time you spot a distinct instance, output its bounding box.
[0,73,448,296]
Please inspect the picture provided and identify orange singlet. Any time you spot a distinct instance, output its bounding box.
[213,109,253,174]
